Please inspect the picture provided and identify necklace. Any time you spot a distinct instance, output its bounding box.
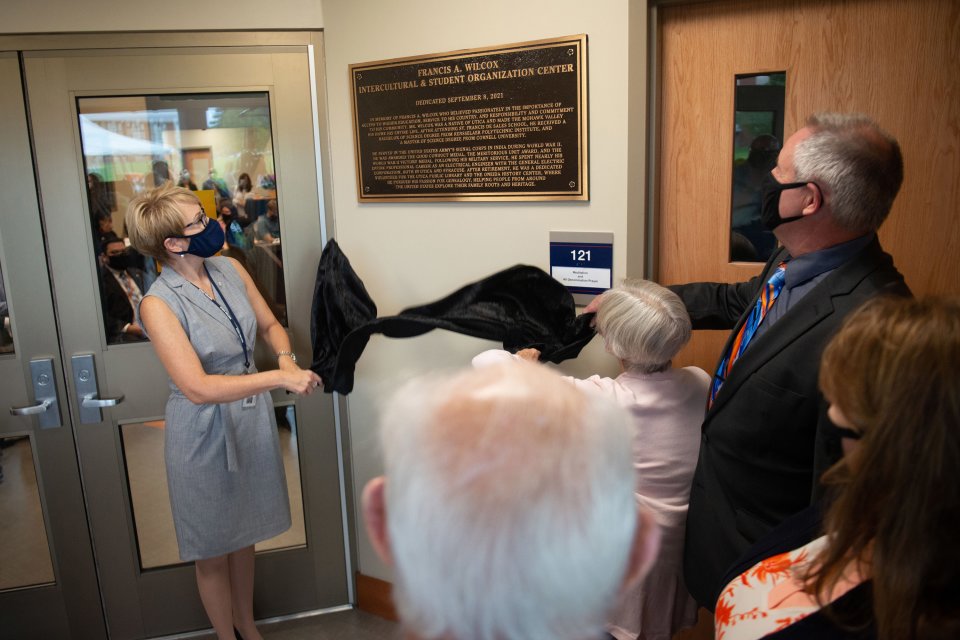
[185,264,250,370]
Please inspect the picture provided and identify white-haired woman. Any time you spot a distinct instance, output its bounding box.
[474,279,710,640]
[126,184,322,640]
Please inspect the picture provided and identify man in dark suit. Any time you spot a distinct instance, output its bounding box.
[671,112,910,609]
[99,234,148,343]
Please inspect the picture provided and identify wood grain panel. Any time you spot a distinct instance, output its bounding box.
[355,572,399,621]
[657,0,960,371]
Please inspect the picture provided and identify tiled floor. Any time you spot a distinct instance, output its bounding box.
[181,608,400,640]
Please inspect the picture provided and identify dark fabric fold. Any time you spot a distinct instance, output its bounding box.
[311,239,596,394]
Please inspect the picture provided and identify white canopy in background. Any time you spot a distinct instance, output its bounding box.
[79,116,175,157]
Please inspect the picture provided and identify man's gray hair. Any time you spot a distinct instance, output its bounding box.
[379,363,637,640]
[596,279,692,373]
[794,112,903,233]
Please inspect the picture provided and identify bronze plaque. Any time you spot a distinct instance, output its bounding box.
[350,35,588,202]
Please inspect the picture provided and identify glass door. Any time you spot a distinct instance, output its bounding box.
[21,44,348,638]
[0,51,105,639]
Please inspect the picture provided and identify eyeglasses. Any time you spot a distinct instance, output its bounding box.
[183,211,209,232]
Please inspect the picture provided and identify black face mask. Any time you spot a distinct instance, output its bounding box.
[822,414,863,443]
[107,252,133,271]
[760,173,810,231]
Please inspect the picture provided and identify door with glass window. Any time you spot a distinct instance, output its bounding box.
[655,0,960,372]
[0,51,106,640]
[3,42,349,638]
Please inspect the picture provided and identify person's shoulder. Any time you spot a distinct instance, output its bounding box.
[573,373,629,402]
[679,365,712,388]
[142,275,177,302]
[833,239,910,305]
[140,289,179,320]
[207,255,242,277]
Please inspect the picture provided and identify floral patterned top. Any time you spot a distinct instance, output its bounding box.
[714,535,861,640]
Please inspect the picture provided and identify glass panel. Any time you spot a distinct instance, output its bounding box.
[120,404,306,570]
[730,72,786,263]
[76,92,286,346]
[258,404,307,553]
[0,436,55,590]
[0,261,12,354]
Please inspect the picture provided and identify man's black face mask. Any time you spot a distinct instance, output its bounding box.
[760,173,812,231]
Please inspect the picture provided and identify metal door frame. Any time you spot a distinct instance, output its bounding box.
[0,31,358,638]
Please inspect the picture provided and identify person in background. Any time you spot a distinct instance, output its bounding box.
[177,169,198,191]
[731,133,782,260]
[218,199,248,250]
[253,199,280,242]
[202,168,231,200]
[670,112,910,611]
[87,172,113,221]
[148,160,173,189]
[126,184,321,640]
[714,295,960,640]
[99,233,147,343]
[362,362,662,640]
[232,172,254,227]
[475,279,709,640]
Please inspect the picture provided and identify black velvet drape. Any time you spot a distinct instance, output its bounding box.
[310,239,596,394]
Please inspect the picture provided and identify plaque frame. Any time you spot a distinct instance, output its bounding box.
[349,34,589,203]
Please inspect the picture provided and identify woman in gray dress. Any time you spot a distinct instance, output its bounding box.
[126,184,322,640]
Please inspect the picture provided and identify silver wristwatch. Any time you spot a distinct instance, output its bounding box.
[276,350,297,363]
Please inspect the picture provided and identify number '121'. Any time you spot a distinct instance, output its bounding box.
[571,249,591,261]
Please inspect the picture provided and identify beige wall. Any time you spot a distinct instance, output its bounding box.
[2,0,649,584]
[0,0,323,32]
[321,0,646,581]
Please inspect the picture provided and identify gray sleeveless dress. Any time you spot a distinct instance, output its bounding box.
[145,256,291,561]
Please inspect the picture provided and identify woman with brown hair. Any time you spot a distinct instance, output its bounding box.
[713,295,960,640]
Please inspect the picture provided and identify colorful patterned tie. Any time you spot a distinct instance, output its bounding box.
[709,262,787,408]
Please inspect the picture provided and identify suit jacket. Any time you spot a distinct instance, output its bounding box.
[670,236,908,608]
[100,266,147,343]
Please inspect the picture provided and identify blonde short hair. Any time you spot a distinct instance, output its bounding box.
[595,279,692,373]
[125,184,200,262]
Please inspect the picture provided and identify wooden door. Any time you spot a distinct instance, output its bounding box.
[656,0,960,371]
[182,147,213,187]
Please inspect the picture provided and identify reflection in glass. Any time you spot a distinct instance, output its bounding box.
[0,436,55,590]
[0,262,12,354]
[121,405,305,570]
[77,92,286,343]
[730,73,786,263]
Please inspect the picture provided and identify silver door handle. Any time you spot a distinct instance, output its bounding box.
[10,398,53,416]
[72,353,123,424]
[10,358,62,428]
[81,393,124,408]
